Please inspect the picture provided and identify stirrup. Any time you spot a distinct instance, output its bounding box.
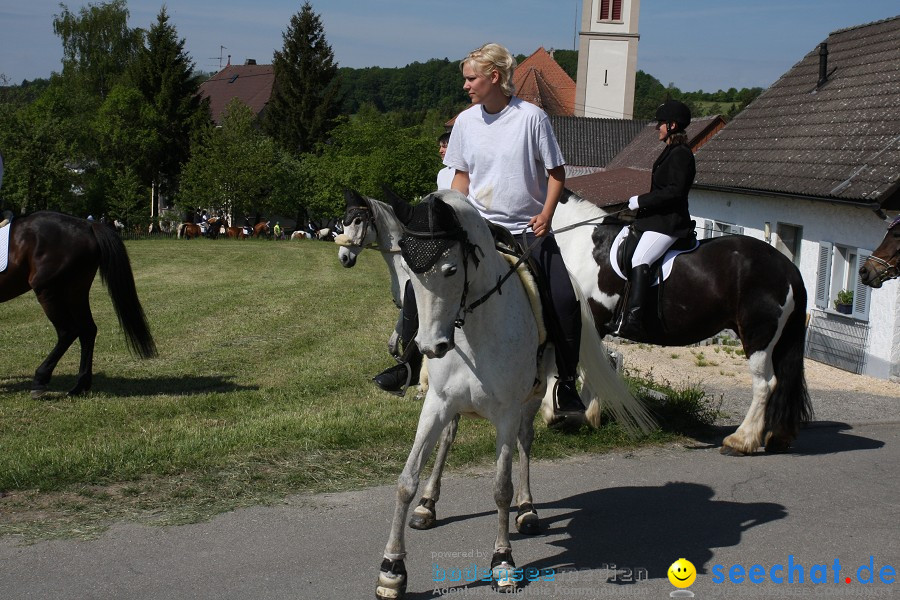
[372,362,413,397]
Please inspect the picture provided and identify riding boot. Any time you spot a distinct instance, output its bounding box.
[372,345,422,396]
[615,264,651,341]
[373,280,420,396]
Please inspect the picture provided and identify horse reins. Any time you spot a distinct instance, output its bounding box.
[453,209,627,328]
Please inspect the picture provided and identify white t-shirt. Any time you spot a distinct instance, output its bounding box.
[436,166,455,190]
[443,97,565,234]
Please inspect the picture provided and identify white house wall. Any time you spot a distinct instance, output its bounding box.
[690,188,899,379]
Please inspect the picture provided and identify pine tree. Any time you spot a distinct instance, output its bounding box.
[265,2,341,155]
[128,7,206,219]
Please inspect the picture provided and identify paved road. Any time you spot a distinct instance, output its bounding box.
[2,417,898,599]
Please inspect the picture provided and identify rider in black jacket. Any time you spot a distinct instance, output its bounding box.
[616,99,696,340]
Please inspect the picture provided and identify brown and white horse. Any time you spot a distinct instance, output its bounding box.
[859,216,900,288]
[552,192,813,455]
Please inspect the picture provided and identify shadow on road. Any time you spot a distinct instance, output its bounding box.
[533,481,785,582]
[688,421,885,456]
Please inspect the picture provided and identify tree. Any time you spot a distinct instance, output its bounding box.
[127,7,207,220]
[264,1,341,155]
[53,0,142,100]
[296,106,441,219]
[0,96,77,214]
[180,99,281,221]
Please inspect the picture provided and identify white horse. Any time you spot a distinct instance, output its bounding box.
[374,191,652,599]
[336,190,467,532]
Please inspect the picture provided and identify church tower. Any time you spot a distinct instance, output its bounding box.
[574,0,640,119]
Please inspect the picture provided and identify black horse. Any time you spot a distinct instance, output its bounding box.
[0,211,157,397]
[553,195,813,455]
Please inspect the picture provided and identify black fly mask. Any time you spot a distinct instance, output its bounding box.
[399,196,478,274]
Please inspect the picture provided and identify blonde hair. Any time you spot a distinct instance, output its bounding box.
[461,43,517,97]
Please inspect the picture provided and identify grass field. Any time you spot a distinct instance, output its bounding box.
[0,238,711,541]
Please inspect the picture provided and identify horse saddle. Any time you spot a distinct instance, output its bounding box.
[611,225,699,286]
[485,221,549,346]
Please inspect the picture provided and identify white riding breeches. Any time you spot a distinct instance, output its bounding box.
[632,230,679,267]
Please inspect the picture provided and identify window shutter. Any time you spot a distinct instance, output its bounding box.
[852,249,872,320]
[814,242,832,309]
[600,0,611,20]
[612,0,623,20]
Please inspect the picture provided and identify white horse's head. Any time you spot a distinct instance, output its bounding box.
[399,191,492,359]
[337,190,378,267]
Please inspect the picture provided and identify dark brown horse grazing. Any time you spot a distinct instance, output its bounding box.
[0,212,157,398]
[859,216,900,288]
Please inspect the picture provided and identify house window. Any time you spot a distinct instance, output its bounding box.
[599,0,623,21]
[701,219,743,239]
[775,223,802,266]
[814,241,872,320]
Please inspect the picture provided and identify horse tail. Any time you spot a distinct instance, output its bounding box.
[573,283,657,435]
[766,280,813,439]
[176,223,185,239]
[92,224,158,359]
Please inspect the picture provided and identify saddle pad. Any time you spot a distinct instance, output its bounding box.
[609,225,699,285]
[0,221,9,273]
[498,251,547,346]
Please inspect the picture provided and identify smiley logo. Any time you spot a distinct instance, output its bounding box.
[668,558,697,588]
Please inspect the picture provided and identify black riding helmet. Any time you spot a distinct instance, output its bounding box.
[655,99,691,135]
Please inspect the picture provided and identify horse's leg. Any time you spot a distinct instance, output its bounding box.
[722,347,777,456]
[490,420,519,592]
[408,414,459,530]
[514,402,540,535]
[68,297,97,396]
[378,402,451,600]
[31,289,82,398]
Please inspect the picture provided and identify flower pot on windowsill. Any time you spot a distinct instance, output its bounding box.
[835,303,852,315]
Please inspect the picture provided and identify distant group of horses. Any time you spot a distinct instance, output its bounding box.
[176,217,341,242]
[176,217,270,240]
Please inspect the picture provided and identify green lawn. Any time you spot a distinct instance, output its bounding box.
[0,238,705,541]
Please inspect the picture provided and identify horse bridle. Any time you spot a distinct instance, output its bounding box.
[864,252,900,286]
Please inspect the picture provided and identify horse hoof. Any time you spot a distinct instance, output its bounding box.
[30,389,47,400]
[408,498,436,530]
[764,436,793,453]
[490,550,518,593]
[719,445,751,457]
[515,503,539,535]
[376,558,407,600]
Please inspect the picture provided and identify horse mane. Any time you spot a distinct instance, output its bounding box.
[434,190,495,252]
[555,190,630,231]
[367,197,404,253]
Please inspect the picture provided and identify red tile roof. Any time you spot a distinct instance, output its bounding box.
[567,167,652,208]
[197,64,275,125]
[513,47,576,116]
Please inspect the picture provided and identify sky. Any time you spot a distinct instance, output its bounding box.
[1,0,898,93]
